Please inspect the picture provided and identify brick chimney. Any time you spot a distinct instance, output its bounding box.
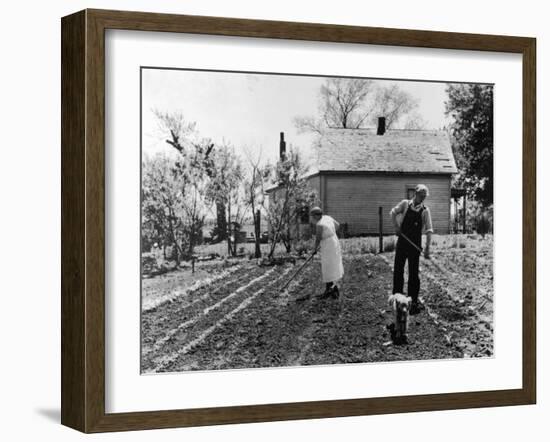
[279,132,286,160]
[377,117,386,135]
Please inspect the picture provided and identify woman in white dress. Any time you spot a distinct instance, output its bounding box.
[310,207,344,299]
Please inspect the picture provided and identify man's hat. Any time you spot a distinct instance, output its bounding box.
[309,206,323,216]
[415,184,429,195]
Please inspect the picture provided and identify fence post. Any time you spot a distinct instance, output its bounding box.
[379,206,383,253]
[233,222,238,255]
[463,195,467,234]
[255,209,261,258]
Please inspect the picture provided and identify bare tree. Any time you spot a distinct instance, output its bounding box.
[154,109,229,242]
[267,148,318,258]
[152,110,212,257]
[292,116,325,136]
[142,154,186,265]
[294,78,375,133]
[177,162,208,256]
[294,79,418,136]
[371,84,418,129]
[242,147,270,258]
[193,138,228,242]
[153,109,197,152]
[403,112,428,130]
[204,143,244,256]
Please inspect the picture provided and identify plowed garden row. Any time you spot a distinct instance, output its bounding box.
[142,237,492,373]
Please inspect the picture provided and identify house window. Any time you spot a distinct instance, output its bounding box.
[406,186,416,200]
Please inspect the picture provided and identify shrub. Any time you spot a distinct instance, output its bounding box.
[141,255,159,275]
[294,239,312,256]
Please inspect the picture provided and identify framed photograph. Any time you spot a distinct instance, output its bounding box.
[61,9,536,433]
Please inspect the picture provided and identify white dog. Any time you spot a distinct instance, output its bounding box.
[387,293,412,344]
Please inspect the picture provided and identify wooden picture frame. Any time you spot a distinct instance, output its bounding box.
[61,8,536,433]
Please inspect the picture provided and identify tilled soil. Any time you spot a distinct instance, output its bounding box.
[421,244,493,358]
[142,246,492,373]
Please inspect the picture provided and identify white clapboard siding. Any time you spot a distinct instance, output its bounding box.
[312,173,451,235]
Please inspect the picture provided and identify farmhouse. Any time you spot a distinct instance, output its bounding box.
[271,119,458,236]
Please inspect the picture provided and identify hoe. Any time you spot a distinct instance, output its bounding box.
[279,252,316,293]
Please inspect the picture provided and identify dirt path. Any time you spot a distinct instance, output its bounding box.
[142,252,476,374]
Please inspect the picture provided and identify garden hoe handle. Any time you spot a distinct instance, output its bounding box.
[400,232,448,274]
[399,232,422,254]
[279,252,315,292]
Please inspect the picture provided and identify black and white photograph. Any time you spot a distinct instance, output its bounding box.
[140,68,494,374]
[1,0,545,438]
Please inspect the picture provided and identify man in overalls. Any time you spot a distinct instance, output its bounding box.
[390,184,433,315]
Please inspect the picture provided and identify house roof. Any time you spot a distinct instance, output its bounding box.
[313,128,458,174]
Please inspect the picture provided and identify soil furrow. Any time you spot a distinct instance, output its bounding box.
[142,267,277,358]
[185,262,322,370]
[141,265,265,351]
[144,264,254,317]
[142,263,244,311]
[149,266,294,373]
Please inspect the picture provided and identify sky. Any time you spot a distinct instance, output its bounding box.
[141,68,451,167]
